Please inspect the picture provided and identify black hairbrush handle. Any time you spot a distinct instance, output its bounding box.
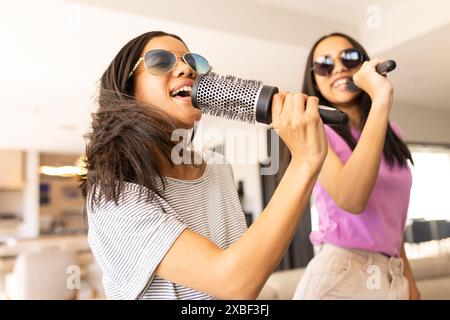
[259,86,348,125]
[347,60,397,91]
[376,60,396,75]
[318,106,349,125]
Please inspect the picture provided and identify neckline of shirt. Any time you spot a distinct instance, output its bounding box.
[165,151,211,184]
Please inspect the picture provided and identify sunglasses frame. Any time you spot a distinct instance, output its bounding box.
[128,49,211,79]
[312,48,364,77]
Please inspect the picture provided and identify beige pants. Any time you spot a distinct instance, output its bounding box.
[293,244,409,300]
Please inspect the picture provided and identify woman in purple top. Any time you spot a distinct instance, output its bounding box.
[286,33,420,299]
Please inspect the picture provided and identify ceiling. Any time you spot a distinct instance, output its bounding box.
[69,0,355,48]
[385,23,450,110]
[60,0,450,112]
[250,0,388,25]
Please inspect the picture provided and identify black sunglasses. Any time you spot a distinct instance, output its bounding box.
[128,49,211,78]
[312,48,364,77]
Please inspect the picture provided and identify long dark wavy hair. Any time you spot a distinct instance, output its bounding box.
[278,32,413,182]
[80,31,186,208]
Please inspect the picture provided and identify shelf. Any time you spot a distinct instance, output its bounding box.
[0,186,24,191]
[0,150,25,190]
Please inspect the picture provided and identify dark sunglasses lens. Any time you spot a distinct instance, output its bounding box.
[145,50,176,75]
[342,49,363,69]
[313,56,334,76]
[184,53,211,74]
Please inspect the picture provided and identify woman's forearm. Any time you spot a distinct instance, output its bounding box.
[333,102,390,212]
[223,160,320,298]
[156,93,327,299]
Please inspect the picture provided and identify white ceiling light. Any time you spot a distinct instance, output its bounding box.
[39,165,83,177]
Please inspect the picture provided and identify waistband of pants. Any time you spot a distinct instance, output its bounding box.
[319,243,404,276]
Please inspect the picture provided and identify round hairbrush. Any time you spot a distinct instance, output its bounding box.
[192,73,349,125]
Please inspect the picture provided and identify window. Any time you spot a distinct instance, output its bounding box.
[407,144,450,221]
[39,183,50,205]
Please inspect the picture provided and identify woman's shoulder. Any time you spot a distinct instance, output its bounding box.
[86,181,168,216]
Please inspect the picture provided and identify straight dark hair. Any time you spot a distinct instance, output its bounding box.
[278,32,413,182]
[80,31,186,208]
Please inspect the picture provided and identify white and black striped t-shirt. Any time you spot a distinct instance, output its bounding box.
[87,150,248,300]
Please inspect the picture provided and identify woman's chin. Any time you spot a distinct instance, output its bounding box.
[189,108,202,123]
[178,111,202,129]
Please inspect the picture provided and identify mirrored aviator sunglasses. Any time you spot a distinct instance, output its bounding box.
[143,49,211,76]
[312,48,363,77]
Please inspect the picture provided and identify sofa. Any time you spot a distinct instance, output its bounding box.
[258,238,450,300]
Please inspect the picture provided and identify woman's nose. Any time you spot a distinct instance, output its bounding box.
[172,58,195,78]
[332,58,348,74]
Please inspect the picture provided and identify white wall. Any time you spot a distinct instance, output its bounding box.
[19,151,40,238]
[391,103,450,145]
[359,0,450,54]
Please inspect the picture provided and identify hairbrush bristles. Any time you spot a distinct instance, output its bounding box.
[192,72,264,123]
[207,73,263,89]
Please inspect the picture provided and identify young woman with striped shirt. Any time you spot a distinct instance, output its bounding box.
[80,31,327,300]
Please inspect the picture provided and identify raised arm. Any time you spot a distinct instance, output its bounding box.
[317,58,394,214]
[155,93,328,299]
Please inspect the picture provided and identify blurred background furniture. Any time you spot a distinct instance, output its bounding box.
[0,235,95,300]
[5,250,77,300]
[405,219,450,243]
